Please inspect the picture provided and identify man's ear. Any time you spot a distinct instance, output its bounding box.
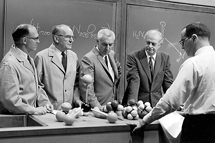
[54,35,59,43]
[22,37,28,45]
[191,34,198,42]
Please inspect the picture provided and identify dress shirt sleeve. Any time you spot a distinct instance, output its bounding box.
[143,59,195,123]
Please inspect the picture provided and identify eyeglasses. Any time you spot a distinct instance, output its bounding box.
[55,35,75,40]
[26,36,39,41]
[179,37,189,46]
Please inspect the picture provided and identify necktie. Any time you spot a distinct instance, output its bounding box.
[149,56,154,80]
[61,52,67,71]
[104,56,109,68]
[27,55,33,68]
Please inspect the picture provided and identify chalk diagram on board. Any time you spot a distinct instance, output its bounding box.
[30,19,111,39]
[160,21,186,63]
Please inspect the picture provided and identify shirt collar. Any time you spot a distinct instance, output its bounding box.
[145,50,156,60]
[95,45,106,57]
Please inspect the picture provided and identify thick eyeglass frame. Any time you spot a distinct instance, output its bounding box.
[26,36,39,41]
[179,37,189,46]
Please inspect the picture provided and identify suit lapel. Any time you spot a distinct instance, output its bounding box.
[11,46,35,74]
[92,47,113,82]
[48,45,65,73]
[139,49,152,82]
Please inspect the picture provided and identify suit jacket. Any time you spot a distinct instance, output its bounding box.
[79,47,122,109]
[0,46,50,114]
[34,44,80,110]
[125,48,173,107]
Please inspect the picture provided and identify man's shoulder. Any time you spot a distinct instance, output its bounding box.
[36,48,49,56]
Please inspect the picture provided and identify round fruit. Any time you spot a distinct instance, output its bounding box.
[64,115,75,125]
[106,104,113,112]
[117,104,124,111]
[111,100,119,111]
[128,99,136,106]
[61,102,72,112]
[115,110,122,116]
[56,111,66,122]
[82,74,93,85]
[107,111,118,123]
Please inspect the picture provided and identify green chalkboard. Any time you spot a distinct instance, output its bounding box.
[5,0,116,60]
[126,3,215,78]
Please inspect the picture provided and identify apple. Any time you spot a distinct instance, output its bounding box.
[82,74,93,85]
[56,111,66,122]
[64,115,75,125]
[107,111,118,123]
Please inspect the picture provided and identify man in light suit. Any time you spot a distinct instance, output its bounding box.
[0,24,53,114]
[124,29,173,107]
[79,28,121,110]
[34,24,82,110]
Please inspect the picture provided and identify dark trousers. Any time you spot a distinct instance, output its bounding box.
[180,114,215,143]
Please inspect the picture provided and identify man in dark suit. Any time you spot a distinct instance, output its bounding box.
[79,28,121,110]
[125,29,173,107]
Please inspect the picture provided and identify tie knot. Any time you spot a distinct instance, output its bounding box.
[62,52,66,57]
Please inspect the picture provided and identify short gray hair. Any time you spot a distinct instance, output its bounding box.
[97,28,115,40]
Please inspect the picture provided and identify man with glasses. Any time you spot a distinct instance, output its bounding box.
[34,24,82,110]
[130,22,215,143]
[124,29,173,107]
[79,28,121,110]
[0,24,53,114]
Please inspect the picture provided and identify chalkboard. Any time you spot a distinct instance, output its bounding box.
[126,4,215,79]
[5,0,116,59]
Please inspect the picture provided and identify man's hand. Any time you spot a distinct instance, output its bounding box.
[34,106,47,115]
[126,119,146,133]
[45,104,53,113]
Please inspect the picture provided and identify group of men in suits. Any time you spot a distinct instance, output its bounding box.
[0,23,172,114]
